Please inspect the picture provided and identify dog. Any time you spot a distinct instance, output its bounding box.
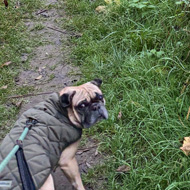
[0,79,108,190]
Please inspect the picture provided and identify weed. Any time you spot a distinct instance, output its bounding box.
[49,73,55,80]
[50,64,57,71]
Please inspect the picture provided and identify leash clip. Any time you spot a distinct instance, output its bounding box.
[25,118,38,129]
[15,140,23,148]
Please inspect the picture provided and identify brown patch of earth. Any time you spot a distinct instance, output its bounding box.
[15,0,105,189]
[17,0,81,113]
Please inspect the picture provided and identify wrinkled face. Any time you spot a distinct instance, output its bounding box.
[59,79,108,128]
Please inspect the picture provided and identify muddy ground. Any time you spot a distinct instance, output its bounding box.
[15,0,104,189]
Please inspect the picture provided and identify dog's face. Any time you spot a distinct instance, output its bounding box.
[59,79,108,128]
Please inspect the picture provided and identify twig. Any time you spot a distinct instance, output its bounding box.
[184,49,190,62]
[36,9,47,15]
[186,106,190,120]
[77,145,98,154]
[181,76,190,94]
[77,145,98,153]
[178,115,186,127]
[8,91,53,99]
[47,26,67,34]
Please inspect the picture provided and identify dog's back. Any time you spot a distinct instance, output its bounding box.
[0,93,82,189]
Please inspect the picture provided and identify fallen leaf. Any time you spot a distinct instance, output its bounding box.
[95,148,98,156]
[12,100,23,108]
[86,162,93,169]
[180,137,190,156]
[118,111,122,119]
[35,75,42,80]
[95,6,107,13]
[16,100,23,108]
[0,85,7,89]
[116,165,131,173]
[0,61,12,68]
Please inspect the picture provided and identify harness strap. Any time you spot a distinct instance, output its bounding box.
[15,147,36,190]
[15,118,37,190]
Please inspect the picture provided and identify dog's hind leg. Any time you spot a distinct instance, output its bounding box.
[40,174,55,190]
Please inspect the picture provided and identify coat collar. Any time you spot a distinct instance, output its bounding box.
[45,93,82,131]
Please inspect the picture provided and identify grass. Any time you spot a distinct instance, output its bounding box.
[63,0,190,189]
[0,0,42,139]
[1,0,190,189]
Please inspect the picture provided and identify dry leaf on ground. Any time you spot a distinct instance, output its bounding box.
[86,162,93,169]
[0,85,8,89]
[35,75,42,80]
[117,111,122,119]
[116,165,131,173]
[0,61,12,68]
[95,6,107,13]
[12,100,23,108]
[95,148,99,156]
[180,137,190,156]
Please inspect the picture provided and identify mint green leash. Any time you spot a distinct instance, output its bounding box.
[0,119,37,173]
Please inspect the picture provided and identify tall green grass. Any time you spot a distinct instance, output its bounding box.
[64,0,190,189]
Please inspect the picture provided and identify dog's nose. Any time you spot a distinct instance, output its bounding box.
[91,103,100,111]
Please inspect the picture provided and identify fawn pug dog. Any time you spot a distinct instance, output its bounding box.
[40,79,108,190]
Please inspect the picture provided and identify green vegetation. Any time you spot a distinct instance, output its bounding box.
[0,0,42,138]
[1,0,190,188]
[64,0,190,189]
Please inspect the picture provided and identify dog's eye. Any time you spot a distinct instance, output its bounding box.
[78,103,87,109]
[95,93,104,101]
[99,95,103,100]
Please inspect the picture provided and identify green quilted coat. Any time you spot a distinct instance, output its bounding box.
[0,93,82,189]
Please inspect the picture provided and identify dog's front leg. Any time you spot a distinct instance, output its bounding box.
[59,139,85,190]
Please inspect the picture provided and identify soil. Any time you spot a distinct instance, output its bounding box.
[15,0,104,189]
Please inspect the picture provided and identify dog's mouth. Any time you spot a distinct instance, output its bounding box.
[82,109,108,129]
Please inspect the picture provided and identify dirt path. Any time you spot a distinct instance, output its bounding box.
[16,0,103,189]
[18,0,80,112]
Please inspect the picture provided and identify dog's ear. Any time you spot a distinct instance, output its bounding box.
[60,91,76,107]
[90,79,102,87]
